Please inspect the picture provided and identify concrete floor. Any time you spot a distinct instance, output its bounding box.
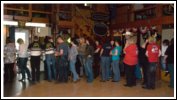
[3,74,174,97]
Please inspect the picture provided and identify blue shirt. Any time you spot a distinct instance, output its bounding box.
[111,46,122,61]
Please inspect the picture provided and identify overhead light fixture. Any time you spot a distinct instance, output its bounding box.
[25,22,46,27]
[3,21,46,27]
[3,21,18,26]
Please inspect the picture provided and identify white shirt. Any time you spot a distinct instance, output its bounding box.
[161,45,168,56]
[18,43,28,58]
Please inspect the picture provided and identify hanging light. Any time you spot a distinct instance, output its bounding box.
[25,22,46,27]
[3,21,18,26]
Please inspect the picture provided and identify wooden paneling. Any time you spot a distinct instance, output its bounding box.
[32,18,49,23]
[112,16,174,28]
[14,16,30,21]
[96,4,108,13]
[116,5,130,24]
[58,21,73,28]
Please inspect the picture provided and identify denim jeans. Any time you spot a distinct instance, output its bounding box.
[101,56,111,81]
[147,62,157,88]
[19,58,31,79]
[56,56,68,82]
[141,62,149,84]
[168,64,174,88]
[45,54,56,81]
[85,57,93,82]
[124,63,136,86]
[112,60,120,81]
[70,60,79,81]
[110,59,113,78]
[135,62,142,79]
[160,56,166,71]
[78,55,86,76]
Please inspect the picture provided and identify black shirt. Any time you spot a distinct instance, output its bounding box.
[85,44,94,58]
[102,43,112,57]
[138,47,148,65]
[165,44,174,64]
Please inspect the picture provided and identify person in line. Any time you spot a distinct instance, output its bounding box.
[43,36,56,82]
[93,40,102,78]
[143,36,161,89]
[139,39,149,86]
[165,38,174,88]
[85,39,94,83]
[17,38,31,82]
[78,37,87,77]
[69,38,80,83]
[161,39,170,75]
[110,40,122,82]
[55,35,69,83]
[4,37,16,83]
[28,36,43,84]
[100,40,112,82]
[123,36,138,87]
[109,39,115,79]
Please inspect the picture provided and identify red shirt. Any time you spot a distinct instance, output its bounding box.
[147,43,160,62]
[123,44,138,66]
[97,45,102,49]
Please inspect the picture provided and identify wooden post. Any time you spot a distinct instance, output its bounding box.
[29,4,32,19]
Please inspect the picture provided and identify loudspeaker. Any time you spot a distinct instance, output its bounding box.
[93,23,108,36]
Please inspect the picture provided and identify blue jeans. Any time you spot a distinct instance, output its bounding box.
[161,56,166,71]
[135,62,142,79]
[168,64,174,88]
[101,56,111,81]
[112,60,120,81]
[56,56,68,82]
[85,57,93,82]
[45,54,56,81]
[70,60,79,81]
[110,59,113,78]
[78,55,86,76]
[19,58,31,79]
[147,62,157,88]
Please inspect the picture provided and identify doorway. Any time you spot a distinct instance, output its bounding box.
[15,29,29,50]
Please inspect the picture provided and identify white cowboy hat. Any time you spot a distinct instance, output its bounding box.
[123,31,133,36]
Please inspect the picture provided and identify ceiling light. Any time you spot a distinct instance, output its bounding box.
[25,22,46,27]
[3,21,18,26]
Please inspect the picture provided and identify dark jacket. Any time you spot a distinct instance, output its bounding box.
[85,44,94,58]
